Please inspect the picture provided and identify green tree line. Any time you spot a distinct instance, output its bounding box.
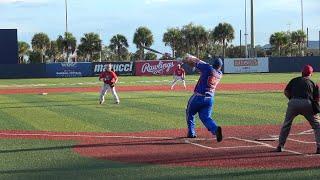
[18,22,308,63]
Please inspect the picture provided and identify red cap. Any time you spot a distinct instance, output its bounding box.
[302,64,313,76]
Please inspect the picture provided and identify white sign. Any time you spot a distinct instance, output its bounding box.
[224,58,269,73]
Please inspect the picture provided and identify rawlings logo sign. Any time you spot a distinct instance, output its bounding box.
[141,61,175,74]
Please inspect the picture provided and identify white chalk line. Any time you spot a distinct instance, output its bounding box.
[0,132,278,152]
[0,132,314,156]
[0,79,199,88]
[0,132,176,140]
[287,138,316,144]
[297,129,314,135]
[231,137,304,155]
[185,139,265,151]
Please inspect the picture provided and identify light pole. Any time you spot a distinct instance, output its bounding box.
[250,0,255,57]
[65,0,70,62]
[300,0,305,56]
[301,0,304,32]
[97,29,103,62]
[244,0,248,58]
[65,0,68,34]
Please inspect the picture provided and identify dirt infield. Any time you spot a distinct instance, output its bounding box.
[0,123,319,169]
[0,83,286,94]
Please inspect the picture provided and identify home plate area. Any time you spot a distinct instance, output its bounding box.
[1,123,320,170]
[73,124,320,169]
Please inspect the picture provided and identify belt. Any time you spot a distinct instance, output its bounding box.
[292,97,308,99]
[194,92,212,97]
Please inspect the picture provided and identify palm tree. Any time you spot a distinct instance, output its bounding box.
[269,32,290,56]
[192,25,209,58]
[291,30,306,56]
[56,32,77,61]
[31,32,50,63]
[181,23,195,54]
[163,28,182,58]
[211,23,235,58]
[109,34,129,60]
[46,41,59,62]
[18,41,30,63]
[133,26,154,60]
[78,32,102,61]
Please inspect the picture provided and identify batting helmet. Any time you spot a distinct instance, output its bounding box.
[212,58,223,69]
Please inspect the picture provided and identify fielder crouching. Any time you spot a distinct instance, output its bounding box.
[99,64,120,104]
[171,64,187,90]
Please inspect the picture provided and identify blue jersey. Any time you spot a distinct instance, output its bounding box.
[194,62,223,96]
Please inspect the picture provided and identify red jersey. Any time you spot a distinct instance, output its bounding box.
[174,68,185,77]
[99,71,118,84]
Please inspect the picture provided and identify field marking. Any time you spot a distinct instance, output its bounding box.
[270,135,316,144]
[0,79,199,88]
[0,132,177,140]
[287,138,316,144]
[0,132,311,156]
[297,129,313,135]
[185,139,265,150]
[231,137,304,155]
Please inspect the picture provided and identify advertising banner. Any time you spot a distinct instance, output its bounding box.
[46,63,92,78]
[224,58,269,73]
[135,60,179,76]
[92,62,134,76]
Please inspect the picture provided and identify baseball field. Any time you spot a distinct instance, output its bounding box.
[0,73,320,179]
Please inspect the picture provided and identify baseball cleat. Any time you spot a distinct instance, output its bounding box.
[276,146,284,152]
[216,126,223,142]
[187,134,197,138]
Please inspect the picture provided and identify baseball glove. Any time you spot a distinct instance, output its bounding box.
[109,83,115,88]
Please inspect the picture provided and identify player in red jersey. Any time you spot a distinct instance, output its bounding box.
[99,64,120,104]
[171,64,187,90]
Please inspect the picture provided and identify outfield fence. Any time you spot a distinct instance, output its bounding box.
[0,56,319,78]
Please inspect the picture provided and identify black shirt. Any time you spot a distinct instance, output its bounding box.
[285,77,319,100]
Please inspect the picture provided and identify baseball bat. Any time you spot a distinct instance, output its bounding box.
[140,44,185,63]
[140,45,165,56]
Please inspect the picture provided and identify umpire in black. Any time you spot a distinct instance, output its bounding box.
[277,64,320,154]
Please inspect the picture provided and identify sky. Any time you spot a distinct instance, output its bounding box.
[0,0,319,52]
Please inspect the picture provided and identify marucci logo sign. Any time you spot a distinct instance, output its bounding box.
[93,62,134,75]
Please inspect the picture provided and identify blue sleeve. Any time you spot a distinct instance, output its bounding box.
[196,62,210,72]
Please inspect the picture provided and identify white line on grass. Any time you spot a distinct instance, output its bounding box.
[0,132,176,140]
[0,79,199,88]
